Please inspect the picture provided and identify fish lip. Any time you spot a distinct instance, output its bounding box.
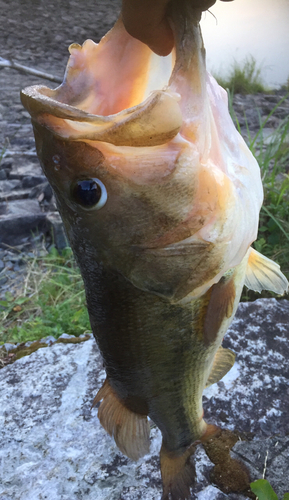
[21,84,149,123]
[21,84,180,126]
[21,85,109,122]
[21,84,183,148]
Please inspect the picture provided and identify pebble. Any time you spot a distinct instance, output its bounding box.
[0,179,22,192]
[4,261,13,270]
[3,343,17,352]
[0,276,8,287]
[58,333,75,340]
[39,335,57,344]
[22,175,46,188]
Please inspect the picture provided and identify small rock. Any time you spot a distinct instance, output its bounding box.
[58,333,75,339]
[0,199,39,216]
[26,252,36,259]
[4,343,18,352]
[0,159,13,170]
[2,252,21,264]
[21,110,31,119]
[43,183,53,200]
[0,189,33,202]
[46,212,68,250]
[274,106,289,119]
[40,336,57,345]
[8,162,42,178]
[0,200,48,247]
[0,276,8,286]
[0,211,47,247]
[37,192,45,202]
[29,181,53,201]
[79,333,93,339]
[4,261,13,270]
[22,175,47,188]
[0,179,22,192]
[265,94,284,103]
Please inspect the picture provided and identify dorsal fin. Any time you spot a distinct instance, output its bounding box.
[205,346,236,388]
[92,379,150,461]
[245,247,288,294]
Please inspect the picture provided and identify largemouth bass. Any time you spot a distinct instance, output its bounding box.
[21,2,288,498]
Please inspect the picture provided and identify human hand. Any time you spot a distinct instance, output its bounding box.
[122,0,233,56]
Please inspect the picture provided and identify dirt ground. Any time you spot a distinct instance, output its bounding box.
[0,0,120,154]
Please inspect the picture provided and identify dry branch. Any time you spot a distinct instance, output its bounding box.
[0,57,62,84]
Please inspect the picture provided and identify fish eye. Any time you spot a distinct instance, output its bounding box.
[71,178,107,209]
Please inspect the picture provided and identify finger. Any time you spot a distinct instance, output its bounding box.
[192,0,216,9]
[122,0,174,56]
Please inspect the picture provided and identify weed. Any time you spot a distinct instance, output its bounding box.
[0,246,90,344]
[214,56,268,94]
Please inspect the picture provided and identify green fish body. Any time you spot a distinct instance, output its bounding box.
[21,2,288,498]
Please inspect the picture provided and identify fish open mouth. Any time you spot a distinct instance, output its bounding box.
[21,19,184,147]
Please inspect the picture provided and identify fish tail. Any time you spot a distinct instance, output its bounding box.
[160,422,219,500]
[92,378,150,461]
[160,443,196,500]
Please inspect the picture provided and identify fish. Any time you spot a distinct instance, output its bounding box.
[21,2,288,499]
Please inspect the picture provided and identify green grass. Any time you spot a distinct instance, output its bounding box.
[0,246,90,344]
[214,56,269,94]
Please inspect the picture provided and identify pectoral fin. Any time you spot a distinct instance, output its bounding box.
[245,248,288,295]
[203,276,236,346]
[205,346,236,388]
